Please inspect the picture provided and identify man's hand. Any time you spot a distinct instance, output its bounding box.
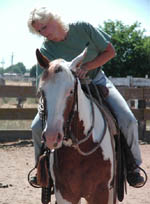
[76,65,88,79]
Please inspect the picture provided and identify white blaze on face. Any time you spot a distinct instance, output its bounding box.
[40,61,75,149]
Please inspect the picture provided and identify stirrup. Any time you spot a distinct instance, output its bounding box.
[127,167,147,188]
[28,167,41,188]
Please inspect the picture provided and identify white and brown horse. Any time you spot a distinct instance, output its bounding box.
[36,48,117,204]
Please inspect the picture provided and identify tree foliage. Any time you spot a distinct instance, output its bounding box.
[99,20,150,77]
[0,67,4,74]
[30,65,36,77]
[5,62,26,74]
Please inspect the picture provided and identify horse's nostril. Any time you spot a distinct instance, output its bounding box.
[53,142,58,148]
[57,133,61,141]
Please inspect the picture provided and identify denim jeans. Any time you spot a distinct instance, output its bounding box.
[31,70,142,166]
[93,70,142,165]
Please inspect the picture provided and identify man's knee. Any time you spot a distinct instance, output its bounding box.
[119,114,138,134]
[31,115,42,138]
[128,116,138,130]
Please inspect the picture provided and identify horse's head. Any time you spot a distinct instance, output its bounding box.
[36,47,87,150]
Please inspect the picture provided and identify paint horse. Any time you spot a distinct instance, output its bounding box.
[36,47,117,204]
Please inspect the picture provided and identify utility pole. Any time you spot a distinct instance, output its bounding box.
[11,52,14,66]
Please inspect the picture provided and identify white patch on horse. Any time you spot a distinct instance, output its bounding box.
[77,82,114,156]
[77,82,105,141]
[55,190,72,204]
[108,187,115,204]
[50,151,55,184]
[100,128,115,189]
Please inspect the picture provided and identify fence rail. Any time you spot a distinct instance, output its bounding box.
[1,77,150,142]
[0,130,32,142]
[0,108,37,120]
[0,85,36,98]
[0,85,37,142]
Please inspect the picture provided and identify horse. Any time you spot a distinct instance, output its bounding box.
[36,47,117,204]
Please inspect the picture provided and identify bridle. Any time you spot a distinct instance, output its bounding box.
[63,72,97,149]
[38,71,107,156]
[38,89,47,143]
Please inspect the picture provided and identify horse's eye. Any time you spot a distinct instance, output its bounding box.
[55,66,62,73]
[70,89,74,95]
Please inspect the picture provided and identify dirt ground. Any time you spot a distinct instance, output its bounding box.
[0,140,149,204]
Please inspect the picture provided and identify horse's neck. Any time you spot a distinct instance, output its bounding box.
[77,84,105,142]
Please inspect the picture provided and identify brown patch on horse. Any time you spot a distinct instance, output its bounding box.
[63,91,75,123]
[54,104,111,203]
[39,59,64,86]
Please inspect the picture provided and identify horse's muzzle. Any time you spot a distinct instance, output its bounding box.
[45,131,63,150]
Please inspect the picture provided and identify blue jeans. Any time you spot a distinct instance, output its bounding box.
[93,70,142,165]
[31,70,142,166]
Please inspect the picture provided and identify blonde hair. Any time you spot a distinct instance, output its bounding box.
[27,6,69,36]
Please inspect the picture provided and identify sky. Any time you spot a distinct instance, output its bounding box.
[0,0,149,69]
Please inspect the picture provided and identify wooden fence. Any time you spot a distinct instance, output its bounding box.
[0,85,37,142]
[0,76,150,142]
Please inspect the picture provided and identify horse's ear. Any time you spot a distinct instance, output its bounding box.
[70,43,89,71]
[36,49,50,69]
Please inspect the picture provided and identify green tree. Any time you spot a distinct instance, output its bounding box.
[0,67,4,74]
[99,20,150,77]
[30,64,36,77]
[5,62,26,74]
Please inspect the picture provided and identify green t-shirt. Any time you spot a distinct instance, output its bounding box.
[36,21,111,85]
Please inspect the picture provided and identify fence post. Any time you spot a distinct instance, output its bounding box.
[138,99,146,140]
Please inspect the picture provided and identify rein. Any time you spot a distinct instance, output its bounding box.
[63,72,107,156]
[38,91,47,135]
